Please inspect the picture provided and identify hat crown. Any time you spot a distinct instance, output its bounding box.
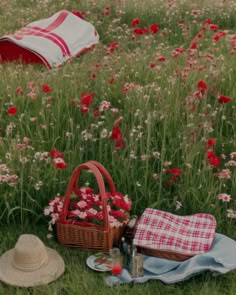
[13,234,48,272]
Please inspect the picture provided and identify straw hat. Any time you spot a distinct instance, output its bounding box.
[0,234,65,287]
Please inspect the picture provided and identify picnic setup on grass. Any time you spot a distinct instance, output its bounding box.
[1,7,236,290]
[1,160,236,288]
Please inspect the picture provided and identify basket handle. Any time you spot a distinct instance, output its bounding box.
[73,160,116,195]
[60,162,110,231]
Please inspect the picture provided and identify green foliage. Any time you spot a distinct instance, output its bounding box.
[1,0,236,292]
[0,0,235,225]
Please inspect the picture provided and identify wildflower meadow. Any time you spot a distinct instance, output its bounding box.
[1,0,236,294]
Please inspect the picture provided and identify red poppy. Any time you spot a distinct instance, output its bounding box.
[53,158,67,169]
[197,32,203,38]
[110,119,125,149]
[206,138,216,150]
[109,77,115,84]
[165,167,181,177]
[80,106,89,113]
[218,95,231,104]
[172,47,184,57]
[193,91,202,98]
[131,18,140,27]
[156,56,166,62]
[209,24,219,30]
[165,167,181,184]
[49,147,63,159]
[114,134,126,149]
[71,10,84,19]
[197,80,208,94]
[149,61,155,68]
[41,83,52,93]
[106,41,119,53]
[93,106,100,117]
[206,150,220,167]
[149,23,158,34]
[110,125,121,140]
[213,30,225,41]
[191,10,200,15]
[107,41,119,48]
[133,27,148,35]
[80,92,94,106]
[15,86,23,94]
[189,42,197,49]
[102,9,109,16]
[202,18,212,24]
[178,20,184,26]
[197,80,207,90]
[7,106,17,115]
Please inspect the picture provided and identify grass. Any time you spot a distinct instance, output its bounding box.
[0,226,236,295]
[1,0,236,293]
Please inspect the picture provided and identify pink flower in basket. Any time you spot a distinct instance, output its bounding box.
[44,186,132,231]
[77,200,88,209]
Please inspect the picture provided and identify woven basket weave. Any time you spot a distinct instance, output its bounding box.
[137,247,192,261]
[56,160,124,253]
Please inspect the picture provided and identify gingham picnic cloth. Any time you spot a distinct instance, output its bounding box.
[133,208,216,256]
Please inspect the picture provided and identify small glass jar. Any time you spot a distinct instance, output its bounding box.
[109,248,122,275]
[131,253,143,278]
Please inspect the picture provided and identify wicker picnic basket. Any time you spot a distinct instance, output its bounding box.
[56,160,125,253]
[133,208,216,261]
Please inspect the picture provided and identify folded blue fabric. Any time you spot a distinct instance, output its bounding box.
[105,233,236,286]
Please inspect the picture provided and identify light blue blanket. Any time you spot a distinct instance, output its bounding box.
[105,233,236,286]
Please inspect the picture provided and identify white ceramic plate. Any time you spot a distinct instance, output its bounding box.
[86,254,111,272]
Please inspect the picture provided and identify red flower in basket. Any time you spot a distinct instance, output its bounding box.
[44,186,132,231]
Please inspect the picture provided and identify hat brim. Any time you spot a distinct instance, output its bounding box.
[0,247,65,287]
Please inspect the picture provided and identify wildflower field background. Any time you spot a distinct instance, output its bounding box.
[1,0,236,294]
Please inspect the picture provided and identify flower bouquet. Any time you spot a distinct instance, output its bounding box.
[44,160,132,253]
[44,187,131,231]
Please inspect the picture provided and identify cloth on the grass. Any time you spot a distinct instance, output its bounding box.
[133,208,216,258]
[105,233,236,286]
[0,10,99,68]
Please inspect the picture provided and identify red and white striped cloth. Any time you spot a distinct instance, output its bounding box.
[0,10,99,68]
[133,208,216,256]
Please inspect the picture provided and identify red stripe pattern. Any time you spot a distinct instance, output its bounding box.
[11,11,71,56]
[44,10,69,31]
[12,26,70,56]
[133,208,216,256]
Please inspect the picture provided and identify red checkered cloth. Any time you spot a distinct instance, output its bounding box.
[133,208,216,256]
